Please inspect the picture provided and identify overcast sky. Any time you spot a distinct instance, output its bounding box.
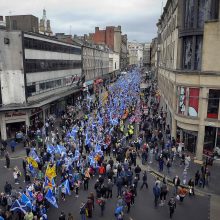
[1,0,165,43]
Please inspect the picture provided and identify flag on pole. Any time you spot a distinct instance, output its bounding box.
[60,179,71,195]
[20,193,32,210]
[10,200,28,214]
[45,189,58,208]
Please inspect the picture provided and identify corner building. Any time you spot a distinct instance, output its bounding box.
[157,0,220,160]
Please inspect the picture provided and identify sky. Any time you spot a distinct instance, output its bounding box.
[1,0,165,43]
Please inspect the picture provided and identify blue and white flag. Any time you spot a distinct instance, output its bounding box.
[45,189,58,208]
[10,200,28,214]
[29,149,40,162]
[26,189,34,201]
[60,179,71,195]
[20,193,32,210]
[47,145,55,154]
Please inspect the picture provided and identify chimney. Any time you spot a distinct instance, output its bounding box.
[95,27,99,32]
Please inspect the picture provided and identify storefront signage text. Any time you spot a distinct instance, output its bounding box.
[5,111,26,118]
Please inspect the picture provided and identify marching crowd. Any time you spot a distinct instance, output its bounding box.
[0,69,213,220]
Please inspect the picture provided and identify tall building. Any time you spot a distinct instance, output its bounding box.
[156,0,220,160]
[39,9,52,36]
[0,29,82,140]
[5,15,39,33]
[150,37,159,78]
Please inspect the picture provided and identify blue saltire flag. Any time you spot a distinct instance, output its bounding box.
[26,189,34,201]
[29,149,40,162]
[60,179,71,195]
[95,144,101,153]
[47,145,55,154]
[20,193,32,210]
[10,200,29,214]
[71,126,78,139]
[85,131,90,146]
[56,145,66,155]
[45,189,58,208]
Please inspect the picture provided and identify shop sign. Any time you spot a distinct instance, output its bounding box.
[64,75,79,86]
[31,107,42,116]
[5,111,26,118]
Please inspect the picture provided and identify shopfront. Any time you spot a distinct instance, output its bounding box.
[177,127,198,153]
[0,110,29,140]
[29,108,44,129]
[204,126,220,156]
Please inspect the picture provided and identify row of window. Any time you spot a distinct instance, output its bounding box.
[184,0,219,29]
[25,59,82,73]
[24,37,81,55]
[177,87,220,119]
[26,75,80,97]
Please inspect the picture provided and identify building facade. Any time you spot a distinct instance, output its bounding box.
[89,26,128,70]
[0,30,82,139]
[143,43,151,69]
[157,0,220,160]
[150,37,159,78]
[5,15,39,33]
[127,41,143,67]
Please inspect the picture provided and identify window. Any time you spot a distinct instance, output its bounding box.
[25,59,82,73]
[12,20,17,30]
[197,0,206,28]
[194,36,202,70]
[24,37,81,55]
[27,84,36,97]
[183,37,193,70]
[207,89,220,119]
[184,0,195,28]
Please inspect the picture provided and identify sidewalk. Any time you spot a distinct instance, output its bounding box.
[141,155,220,196]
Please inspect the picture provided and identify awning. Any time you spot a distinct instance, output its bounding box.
[94,79,103,84]
[85,80,94,86]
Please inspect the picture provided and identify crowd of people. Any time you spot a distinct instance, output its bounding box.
[0,69,213,220]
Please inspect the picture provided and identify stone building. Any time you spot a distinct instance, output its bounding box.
[5,15,39,33]
[127,41,143,67]
[143,43,151,69]
[89,26,128,70]
[157,0,220,160]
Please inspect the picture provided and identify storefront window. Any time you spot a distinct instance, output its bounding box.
[178,87,186,115]
[204,126,216,154]
[188,88,199,117]
[207,89,220,119]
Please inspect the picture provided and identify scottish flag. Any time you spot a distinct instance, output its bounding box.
[26,189,34,201]
[60,179,71,195]
[45,189,58,208]
[20,193,32,210]
[10,200,28,214]
[47,145,55,154]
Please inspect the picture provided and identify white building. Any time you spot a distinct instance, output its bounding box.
[109,51,120,78]
[127,41,143,67]
[0,30,82,139]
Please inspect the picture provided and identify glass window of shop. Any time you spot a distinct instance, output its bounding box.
[177,87,199,117]
[204,126,220,155]
[207,89,220,119]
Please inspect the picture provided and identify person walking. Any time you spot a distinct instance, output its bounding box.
[97,197,105,216]
[153,182,161,207]
[140,171,148,190]
[107,179,113,198]
[80,202,86,220]
[168,197,176,219]
[160,178,168,205]
[173,175,180,195]
[178,187,187,203]
[5,151,10,168]
[124,190,132,213]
